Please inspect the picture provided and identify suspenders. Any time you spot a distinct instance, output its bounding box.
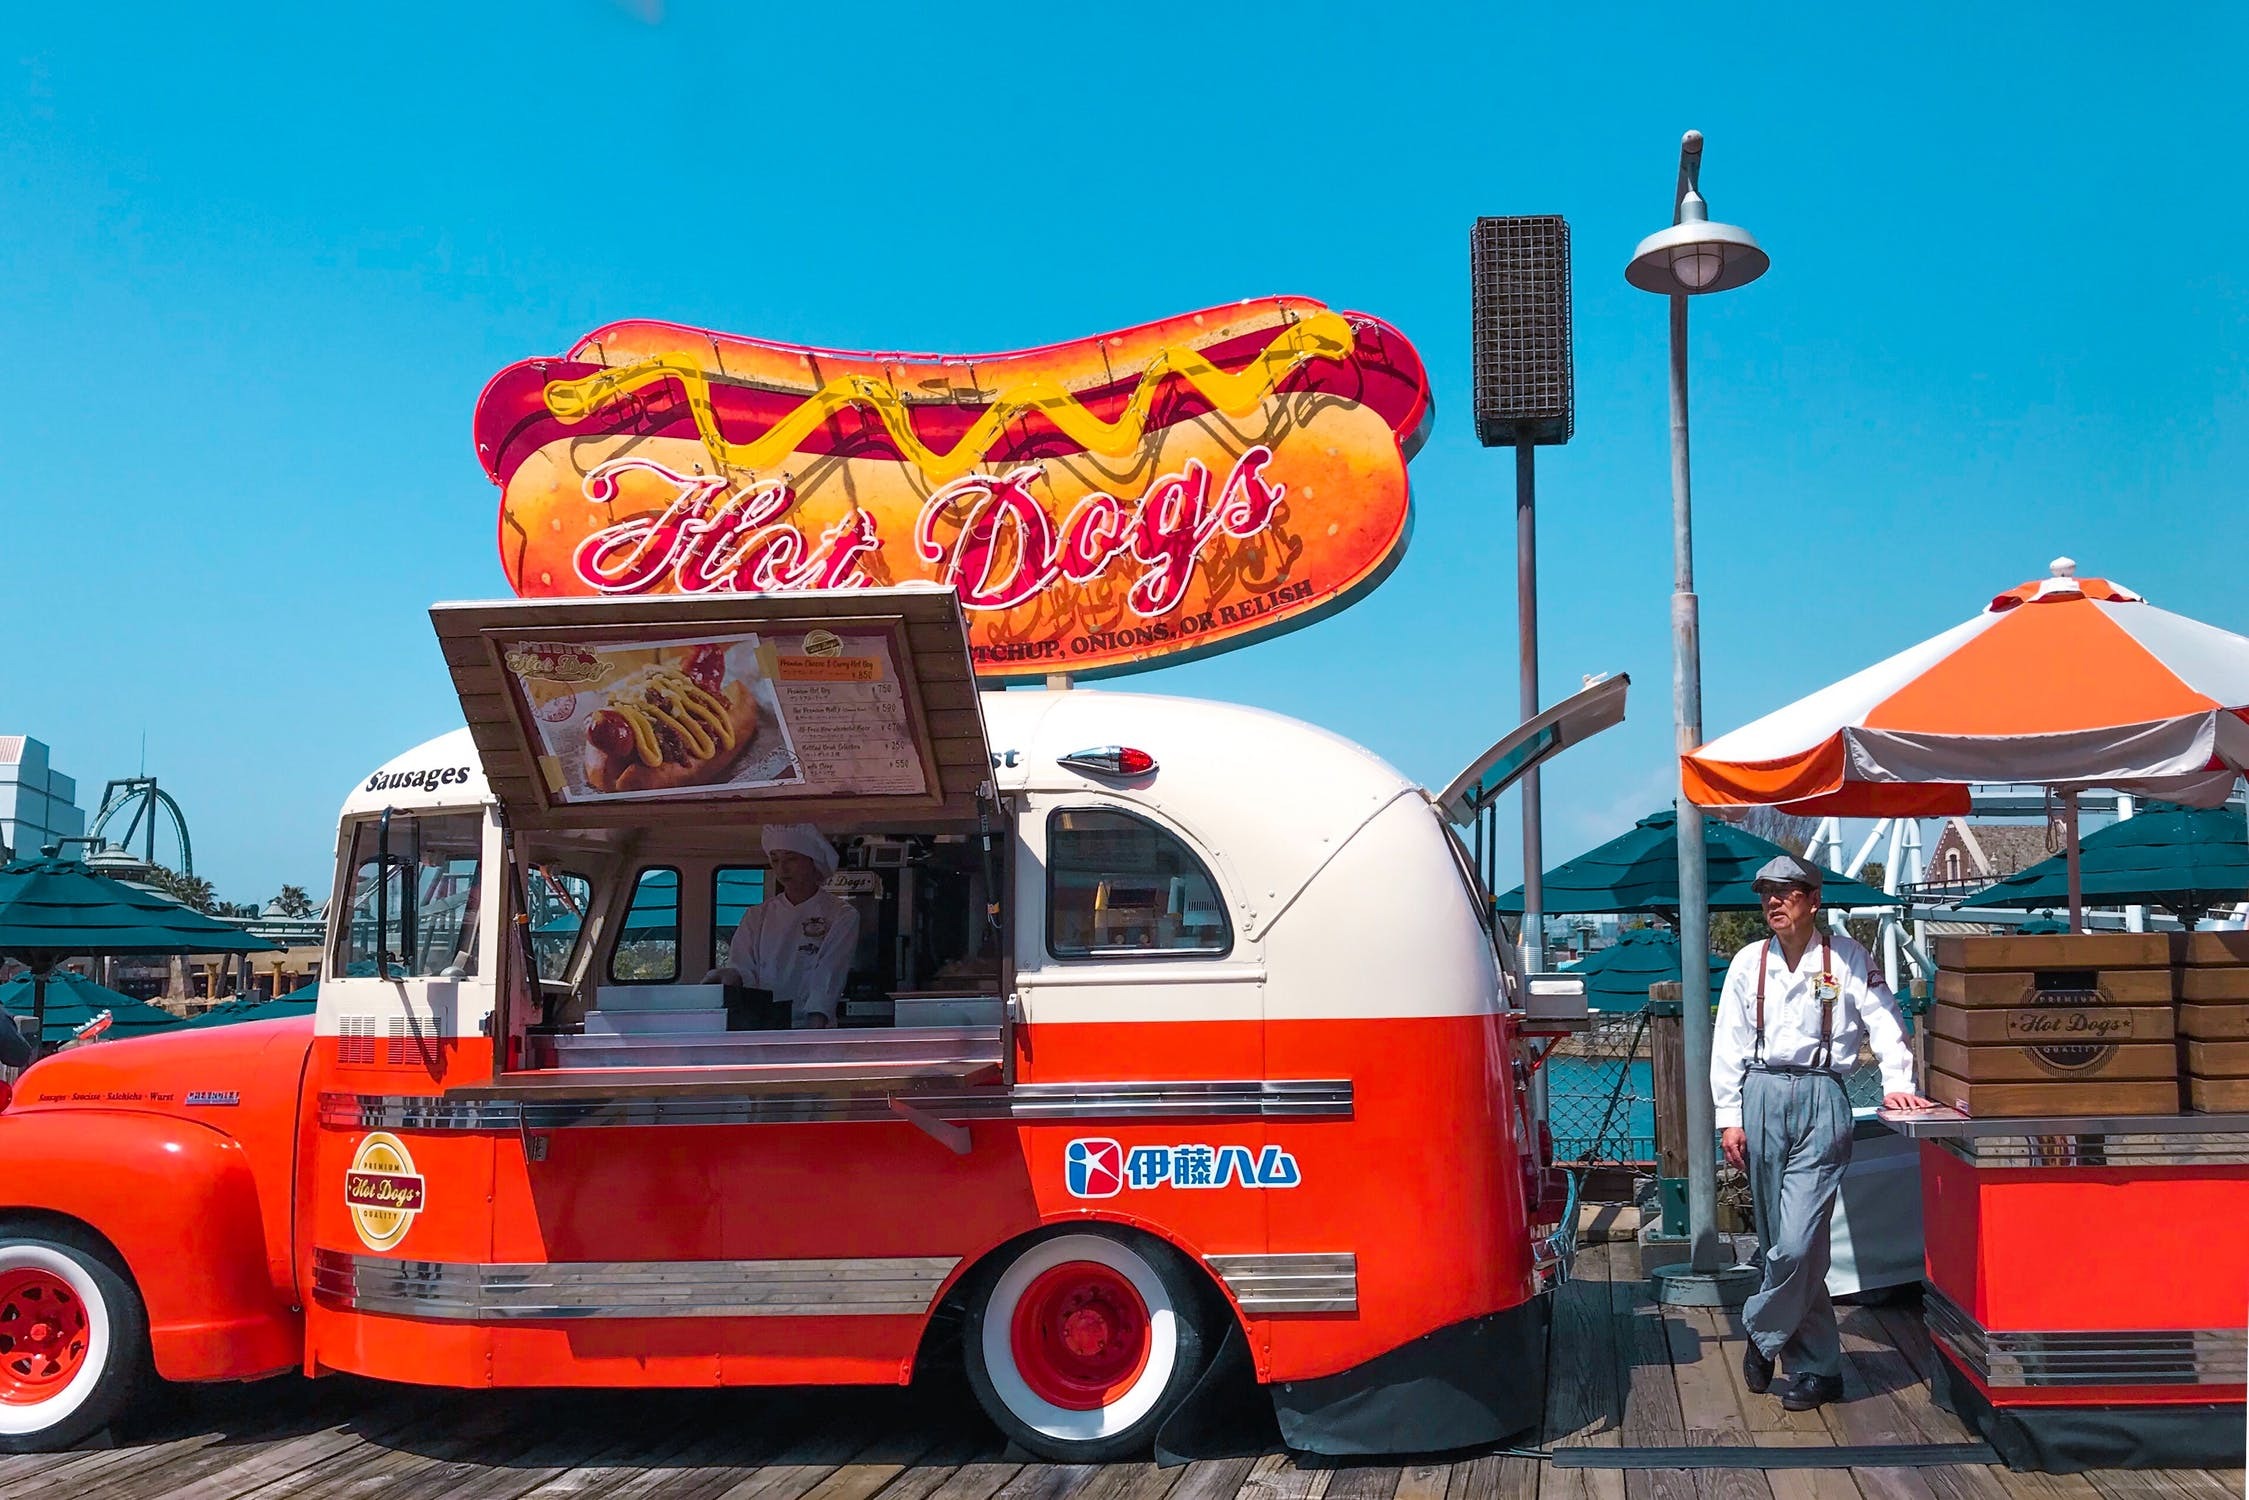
[1751,935,1836,1070]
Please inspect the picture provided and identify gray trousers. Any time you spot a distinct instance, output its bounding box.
[1740,1067,1853,1379]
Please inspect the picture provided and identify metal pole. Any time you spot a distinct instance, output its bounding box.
[1518,443,1544,973]
[1668,287,1720,1273]
[1517,441,1549,1127]
[2064,789,2084,932]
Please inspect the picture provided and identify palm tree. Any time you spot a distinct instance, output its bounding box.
[274,884,315,918]
[145,866,217,914]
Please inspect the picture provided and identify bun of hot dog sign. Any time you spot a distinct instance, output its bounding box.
[474,299,1431,680]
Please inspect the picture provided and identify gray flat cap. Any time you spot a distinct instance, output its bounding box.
[1751,854,1825,893]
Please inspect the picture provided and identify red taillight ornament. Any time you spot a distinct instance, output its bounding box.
[1057,746,1157,778]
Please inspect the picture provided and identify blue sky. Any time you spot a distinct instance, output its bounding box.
[5,4,2245,904]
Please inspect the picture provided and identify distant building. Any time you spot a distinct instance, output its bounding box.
[0,737,86,863]
[1927,819,2057,887]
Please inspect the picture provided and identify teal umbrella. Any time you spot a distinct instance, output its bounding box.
[189,983,317,1028]
[0,847,277,1029]
[1960,803,2249,926]
[1496,808,1902,916]
[1562,927,1729,1014]
[0,971,191,1045]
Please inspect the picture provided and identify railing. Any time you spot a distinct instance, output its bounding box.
[1546,1003,1908,1169]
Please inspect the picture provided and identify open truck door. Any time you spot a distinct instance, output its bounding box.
[428,583,1005,1104]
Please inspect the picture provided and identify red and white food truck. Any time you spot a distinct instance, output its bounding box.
[0,303,1624,1458]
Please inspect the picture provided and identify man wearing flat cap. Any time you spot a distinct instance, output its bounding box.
[1712,853,1931,1411]
[703,823,859,1028]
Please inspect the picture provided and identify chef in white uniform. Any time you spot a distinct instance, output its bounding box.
[702,824,859,1029]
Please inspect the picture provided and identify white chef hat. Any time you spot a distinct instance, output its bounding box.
[762,823,840,880]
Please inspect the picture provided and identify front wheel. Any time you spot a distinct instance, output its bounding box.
[0,1229,149,1453]
[963,1229,1214,1463]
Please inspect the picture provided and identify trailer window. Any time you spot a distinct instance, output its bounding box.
[529,866,592,982]
[610,866,681,983]
[1047,808,1230,959]
[338,813,483,978]
[711,866,767,968]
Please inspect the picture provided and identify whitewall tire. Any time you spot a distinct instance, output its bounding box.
[963,1229,1213,1462]
[0,1229,147,1452]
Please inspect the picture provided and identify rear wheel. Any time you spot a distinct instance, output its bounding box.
[0,1230,148,1452]
[963,1229,1213,1462]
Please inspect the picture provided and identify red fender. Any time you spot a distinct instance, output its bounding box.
[0,1109,300,1381]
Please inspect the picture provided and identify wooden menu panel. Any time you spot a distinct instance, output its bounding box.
[1933,933,2175,972]
[1926,1070,2180,1118]
[1927,1036,2177,1084]
[1927,1004,2174,1045]
[2179,1003,2249,1041]
[1933,969,2175,1007]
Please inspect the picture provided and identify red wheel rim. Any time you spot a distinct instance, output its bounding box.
[0,1268,90,1405]
[1008,1261,1152,1411]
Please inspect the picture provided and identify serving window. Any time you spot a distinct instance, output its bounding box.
[431,590,1006,1093]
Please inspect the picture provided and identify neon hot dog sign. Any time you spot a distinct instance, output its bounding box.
[475,299,1430,679]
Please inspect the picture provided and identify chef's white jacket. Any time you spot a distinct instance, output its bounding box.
[1710,928,1917,1129]
[725,888,860,1027]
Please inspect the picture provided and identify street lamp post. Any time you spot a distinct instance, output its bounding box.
[1627,131,1768,1303]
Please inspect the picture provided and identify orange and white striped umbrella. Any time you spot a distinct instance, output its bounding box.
[1683,560,2249,816]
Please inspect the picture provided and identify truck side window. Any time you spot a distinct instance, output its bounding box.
[530,867,592,981]
[711,866,766,969]
[337,812,484,978]
[1047,808,1230,959]
[610,866,681,983]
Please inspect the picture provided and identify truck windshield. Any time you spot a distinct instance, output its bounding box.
[338,812,484,977]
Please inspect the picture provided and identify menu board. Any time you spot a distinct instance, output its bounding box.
[498,625,926,805]
[766,627,926,797]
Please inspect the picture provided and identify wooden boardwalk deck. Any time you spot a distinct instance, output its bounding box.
[4,1246,2237,1500]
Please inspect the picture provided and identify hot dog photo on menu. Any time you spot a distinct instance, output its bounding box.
[501,633,801,802]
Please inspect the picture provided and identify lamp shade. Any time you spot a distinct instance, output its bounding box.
[1626,219,1769,295]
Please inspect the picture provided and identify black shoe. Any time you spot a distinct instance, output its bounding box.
[1742,1343,1774,1395]
[1781,1373,1845,1411]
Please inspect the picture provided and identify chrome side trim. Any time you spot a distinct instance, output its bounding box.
[1206,1252,1357,1314]
[318,1079,1353,1132]
[312,1248,957,1320]
[1926,1286,2247,1388]
[1932,1132,2249,1168]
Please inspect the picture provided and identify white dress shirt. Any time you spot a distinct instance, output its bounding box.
[726,888,860,1027]
[1710,928,1916,1129]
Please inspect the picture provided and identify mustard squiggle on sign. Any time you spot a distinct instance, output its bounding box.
[542,312,1358,484]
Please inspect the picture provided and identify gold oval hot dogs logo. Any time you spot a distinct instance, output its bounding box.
[344,1132,427,1251]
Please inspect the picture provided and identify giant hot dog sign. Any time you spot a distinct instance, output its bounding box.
[474,298,1431,680]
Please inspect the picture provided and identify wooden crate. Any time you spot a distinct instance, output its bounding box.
[1932,932,2174,972]
[2179,931,2249,967]
[1927,1003,2173,1045]
[1926,1069,2181,1117]
[1933,968,2176,1006]
[1928,1035,2177,1084]
[2179,1002,2249,1040]
[2184,1038,2249,1077]
[2179,967,2249,1001]
[2186,1075,2249,1112]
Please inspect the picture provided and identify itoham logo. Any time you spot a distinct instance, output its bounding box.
[1064,1138,1125,1199]
[345,1132,427,1250]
